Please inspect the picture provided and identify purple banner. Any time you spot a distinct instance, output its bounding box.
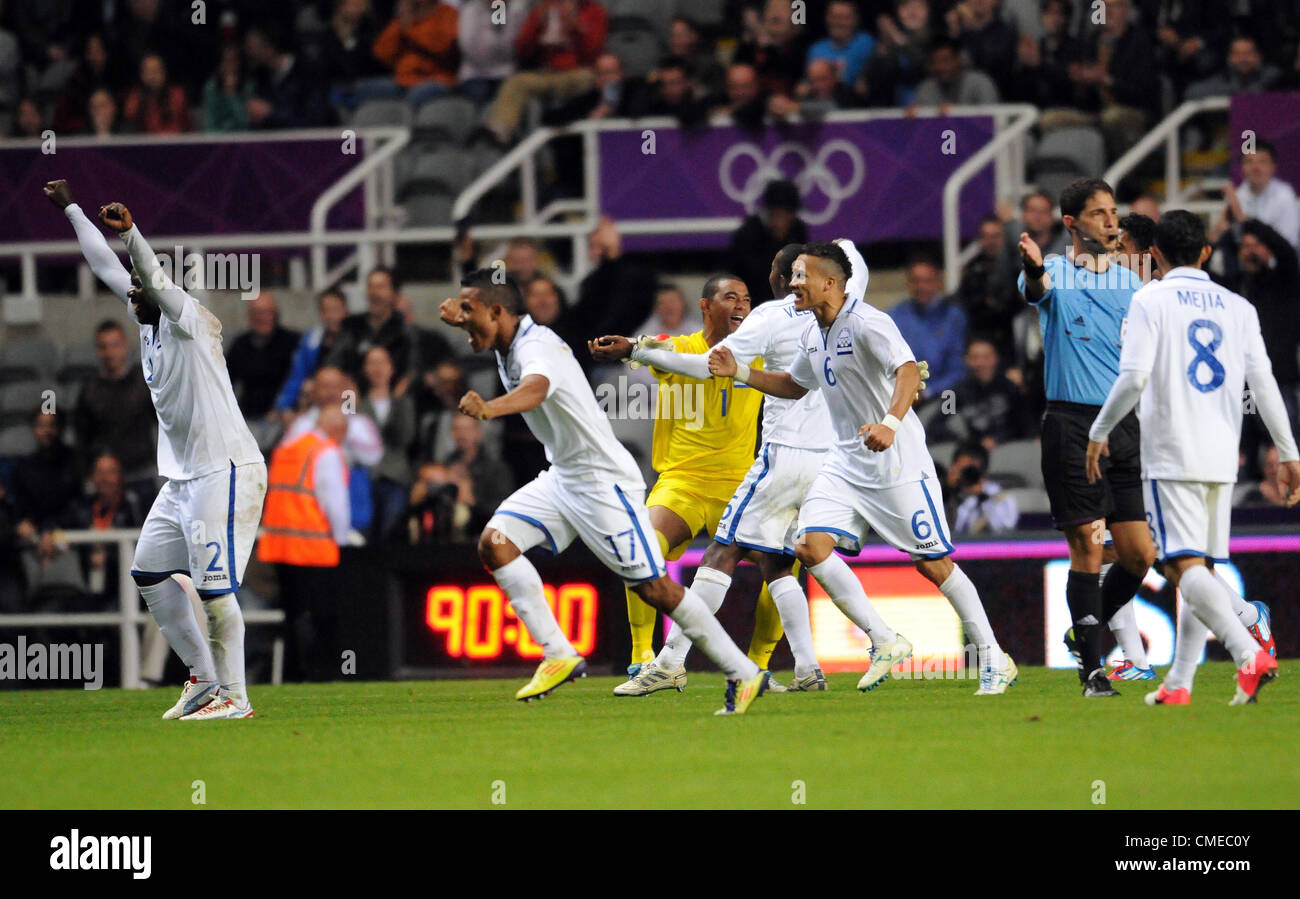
[599,117,995,250]
[1229,90,1300,187]
[0,137,365,243]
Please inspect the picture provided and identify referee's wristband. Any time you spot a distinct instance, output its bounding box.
[1023,261,1046,279]
[881,414,902,432]
[733,362,752,384]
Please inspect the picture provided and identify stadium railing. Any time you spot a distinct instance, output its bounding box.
[0,527,284,689]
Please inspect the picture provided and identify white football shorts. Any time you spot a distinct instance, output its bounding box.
[1143,477,1232,563]
[715,443,826,555]
[796,470,954,560]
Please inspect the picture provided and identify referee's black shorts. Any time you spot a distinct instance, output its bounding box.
[1040,400,1144,531]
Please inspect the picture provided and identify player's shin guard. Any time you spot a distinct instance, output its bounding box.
[746,581,785,669]
[937,564,1003,671]
[204,595,247,703]
[140,578,217,682]
[657,566,729,669]
[670,589,758,680]
[808,555,896,644]
[1065,569,1104,679]
[766,574,818,677]
[493,555,576,659]
[1178,565,1258,664]
[1165,602,1210,693]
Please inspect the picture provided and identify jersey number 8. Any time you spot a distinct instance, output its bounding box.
[1186,319,1225,393]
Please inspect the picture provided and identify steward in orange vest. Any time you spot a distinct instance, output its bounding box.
[258,429,347,567]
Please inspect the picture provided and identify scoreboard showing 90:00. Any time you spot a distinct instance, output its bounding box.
[425,583,599,660]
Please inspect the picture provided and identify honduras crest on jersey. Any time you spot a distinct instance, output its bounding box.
[835,327,853,355]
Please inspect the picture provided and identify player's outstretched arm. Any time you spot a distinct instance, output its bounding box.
[46,181,133,302]
[589,334,719,379]
[458,375,549,421]
[836,238,870,303]
[858,361,921,452]
[101,204,189,322]
[708,345,806,399]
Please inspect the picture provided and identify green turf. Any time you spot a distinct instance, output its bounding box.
[1,663,1295,809]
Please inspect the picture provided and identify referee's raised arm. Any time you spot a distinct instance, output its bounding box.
[1018,231,1050,302]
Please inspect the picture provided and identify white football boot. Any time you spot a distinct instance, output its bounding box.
[857,634,913,692]
[180,695,255,720]
[786,669,828,691]
[163,677,220,720]
[612,659,687,695]
[974,654,1019,695]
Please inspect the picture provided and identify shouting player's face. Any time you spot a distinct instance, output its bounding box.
[441,286,503,353]
[702,278,750,335]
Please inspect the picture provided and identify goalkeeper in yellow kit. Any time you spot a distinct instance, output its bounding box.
[589,274,789,693]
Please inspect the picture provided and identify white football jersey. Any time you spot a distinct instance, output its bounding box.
[121,228,263,481]
[719,296,832,451]
[1121,266,1283,483]
[497,315,644,485]
[789,298,935,489]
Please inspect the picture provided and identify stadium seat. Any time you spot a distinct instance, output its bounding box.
[1032,126,1106,194]
[606,26,663,79]
[677,0,726,28]
[400,148,476,196]
[0,335,58,383]
[0,381,46,427]
[402,193,454,228]
[351,99,413,129]
[988,439,1043,488]
[1003,487,1051,515]
[56,341,100,384]
[413,96,479,146]
[0,423,34,457]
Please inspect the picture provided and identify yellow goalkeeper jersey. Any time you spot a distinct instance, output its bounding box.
[649,331,763,479]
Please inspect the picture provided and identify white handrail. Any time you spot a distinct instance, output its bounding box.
[1103,97,1230,205]
[943,105,1040,292]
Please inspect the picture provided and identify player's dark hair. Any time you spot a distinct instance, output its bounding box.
[1249,138,1277,161]
[1154,210,1208,268]
[701,273,747,302]
[94,318,125,337]
[1059,177,1114,219]
[800,242,853,283]
[368,265,400,292]
[1119,213,1157,253]
[774,243,803,282]
[461,268,524,314]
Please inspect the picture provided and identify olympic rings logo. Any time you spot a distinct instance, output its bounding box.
[718,139,866,225]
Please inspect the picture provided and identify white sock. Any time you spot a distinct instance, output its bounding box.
[1108,600,1149,668]
[938,565,1003,671]
[657,567,729,669]
[807,555,896,644]
[491,556,576,659]
[1178,566,1257,664]
[668,589,758,681]
[204,595,247,703]
[767,575,818,677]
[1217,573,1260,626]
[140,578,216,682]
[1165,604,1210,693]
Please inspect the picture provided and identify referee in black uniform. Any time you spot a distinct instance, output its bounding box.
[1017,178,1157,696]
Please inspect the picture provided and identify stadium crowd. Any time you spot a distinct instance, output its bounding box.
[3,0,1300,610]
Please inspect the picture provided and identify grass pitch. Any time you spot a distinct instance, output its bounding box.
[1,663,1295,809]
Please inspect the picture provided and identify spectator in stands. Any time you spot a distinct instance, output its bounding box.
[458,0,527,105]
[778,58,858,120]
[11,412,82,537]
[443,414,515,534]
[1130,193,1161,222]
[1185,35,1279,100]
[85,87,129,138]
[958,215,1018,358]
[889,257,968,400]
[807,0,876,87]
[1239,445,1291,507]
[638,283,700,337]
[0,481,24,612]
[734,0,808,99]
[1007,0,1075,107]
[727,180,808,307]
[74,320,155,486]
[407,462,471,542]
[392,291,453,399]
[482,0,608,145]
[61,451,146,601]
[524,276,566,326]
[414,359,468,461]
[1151,0,1219,94]
[711,61,768,129]
[327,267,416,381]
[0,6,19,114]
[555,217,658,363]
[285,365,384,467]
[123,52,192,136]
[948,441,1019,534]
[911,37,1000,110]
[668,16,723,99]
[645,56,708,126]
[1045,0,1158,159]
[864,0,934,106]
[319,0,385,101]
[276,289,349,416]
[108,0,203,91]
[359,345,415,542]
[245,21,332,128]
[369,0,459,106]
[202,42,253,132]
[226,292,301,422]
[543,51,648,123]
[51,33,115,133]
[944,0,1018,98]
[1212,141,1300,251]
[934,337,1027,448]
[1003,189,1065,263]
[10,96,45,138]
